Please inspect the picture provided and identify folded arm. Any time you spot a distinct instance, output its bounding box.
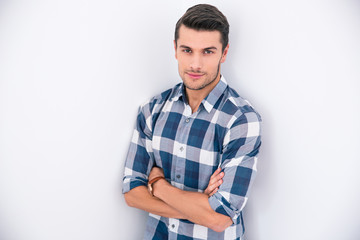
[124,167,224,220]
[124,185,185,218]
[123,102,262,232]
[150,111,262,232]
[151,171,232,232]
[123,105,225,221]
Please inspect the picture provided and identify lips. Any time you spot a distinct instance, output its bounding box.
[186,72,204,79]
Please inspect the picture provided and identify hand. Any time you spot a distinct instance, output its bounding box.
[149,166,165,182]
[204,168,224,197]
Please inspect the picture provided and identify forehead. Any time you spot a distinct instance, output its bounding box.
[177,25,222,49]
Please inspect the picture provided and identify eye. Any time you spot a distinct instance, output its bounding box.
[183,49,192,53]
[204,50,214,54]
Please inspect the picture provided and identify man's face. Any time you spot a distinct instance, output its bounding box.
[174,25,229,91]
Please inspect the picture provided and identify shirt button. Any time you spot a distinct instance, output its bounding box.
[185,118,190,123]
[171,224,175,228]
[180,146,184,151]
[176,174,181,179]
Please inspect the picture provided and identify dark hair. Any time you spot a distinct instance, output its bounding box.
[174,4,229,52]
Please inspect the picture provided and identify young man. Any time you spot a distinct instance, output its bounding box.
[122,4,262,240]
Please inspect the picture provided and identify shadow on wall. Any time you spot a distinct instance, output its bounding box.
[243,106,276,239]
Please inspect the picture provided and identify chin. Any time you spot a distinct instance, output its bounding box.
[184,83,206,91]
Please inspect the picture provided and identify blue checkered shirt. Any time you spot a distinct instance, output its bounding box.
[122,76,262,240]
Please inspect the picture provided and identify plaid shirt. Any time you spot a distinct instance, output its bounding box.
[122,76,262,240]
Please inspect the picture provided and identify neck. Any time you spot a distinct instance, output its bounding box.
[185,75,221,113]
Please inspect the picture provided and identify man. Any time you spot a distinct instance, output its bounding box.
[122,4,262,240]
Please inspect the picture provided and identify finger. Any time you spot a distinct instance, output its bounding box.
[209,172,222,187]
[204,186,212,195]
[208,187,219,197]
[205,169,224,195]
[205,178,223,195]
[209,169,221,182]
[204,181,217,195]
[210,168,222,180]
[208,171,224,186]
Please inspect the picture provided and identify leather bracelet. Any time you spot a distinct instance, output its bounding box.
[148,176,165,196]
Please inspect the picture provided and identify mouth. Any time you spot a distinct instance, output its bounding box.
[186,72,204,79]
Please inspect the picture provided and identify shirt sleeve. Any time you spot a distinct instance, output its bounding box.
[208,110,262,222]
[122,104,155,194]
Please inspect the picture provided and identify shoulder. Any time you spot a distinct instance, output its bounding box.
[139,83,181,117]
[222,86,260,117]
[219,85,262,129]
[228,86,261,119]
[219,86,262,150]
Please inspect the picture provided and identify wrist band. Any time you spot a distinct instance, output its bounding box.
[148,176,165,185]
[148,176,165,196]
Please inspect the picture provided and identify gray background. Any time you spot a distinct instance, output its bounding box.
[1,0,359,239]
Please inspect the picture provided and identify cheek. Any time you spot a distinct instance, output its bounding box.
[205,59,220,70]
[177,58,188,69]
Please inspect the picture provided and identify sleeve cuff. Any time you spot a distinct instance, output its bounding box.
[208,193,240,221]
[122,178,147,194]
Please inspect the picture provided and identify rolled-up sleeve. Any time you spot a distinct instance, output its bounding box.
[122,104,154,194]
[208,111,262,221]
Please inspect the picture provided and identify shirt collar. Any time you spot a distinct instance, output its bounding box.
[171,83,185,102]
[202,76,228,113]
[171,76,228,113]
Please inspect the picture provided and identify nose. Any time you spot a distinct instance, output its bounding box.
[189,53,203,72]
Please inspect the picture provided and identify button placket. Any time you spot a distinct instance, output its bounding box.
[168,218,179,232]
[175,145,185,183]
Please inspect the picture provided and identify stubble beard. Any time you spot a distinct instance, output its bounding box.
[182,60,221,91]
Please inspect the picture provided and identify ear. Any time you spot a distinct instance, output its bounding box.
[220,44,229,63]
[174,40,178,60]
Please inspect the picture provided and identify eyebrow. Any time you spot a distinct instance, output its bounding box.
[179,45,218,51]
[204,47,218,51]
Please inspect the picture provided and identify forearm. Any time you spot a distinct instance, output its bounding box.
[124,185,185,219]
[153,179,233,232]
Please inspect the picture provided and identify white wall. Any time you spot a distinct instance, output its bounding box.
[0,0,359,239]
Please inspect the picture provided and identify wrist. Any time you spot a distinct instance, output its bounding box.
[152,178,167,198]
[148,176,165,196]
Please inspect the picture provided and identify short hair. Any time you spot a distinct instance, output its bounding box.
[174,4,230,52]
